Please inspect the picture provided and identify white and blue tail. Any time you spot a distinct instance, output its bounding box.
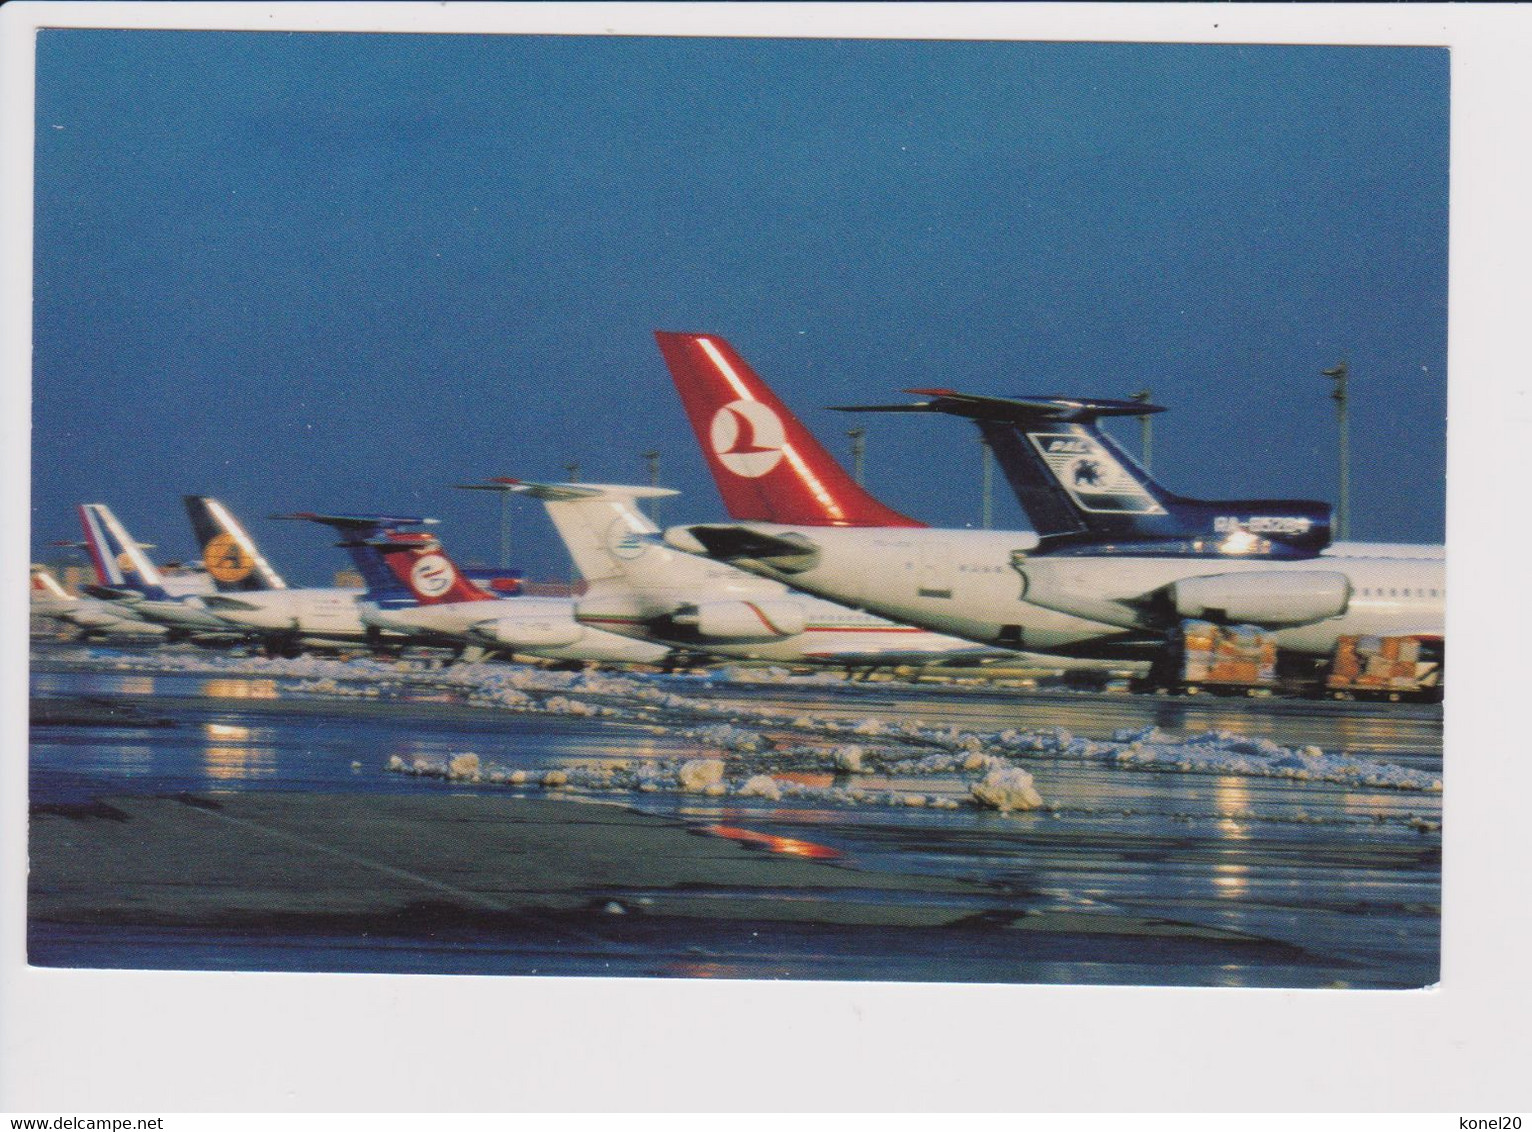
[78,503,171,598]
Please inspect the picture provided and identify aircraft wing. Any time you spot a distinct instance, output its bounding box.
[82,584,146,604]
[200,594,263,612]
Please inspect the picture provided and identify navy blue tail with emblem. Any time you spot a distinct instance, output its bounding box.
[830,391,1331,558]
[276,513,435,606]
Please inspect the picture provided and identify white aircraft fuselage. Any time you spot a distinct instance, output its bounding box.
[31,592,169,636]
[667,526,1125,653]
[1013,548,1444,653]
[667,524,1443,656]
[578,580,1011,665]
[202,587,371,641]
[360,597,671,666]
[506,479,1017,666]
[118,593,237,633]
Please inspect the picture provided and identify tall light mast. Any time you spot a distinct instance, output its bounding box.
[640,450,661,525]
[1130,388,1154,470]
[1324,361,1350,540]
[845,427,866,485]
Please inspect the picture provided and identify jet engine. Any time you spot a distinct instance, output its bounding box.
[471,614,585,649]
[1167,571,1351,626]
[67,606,134,629]
[670,599,807,642]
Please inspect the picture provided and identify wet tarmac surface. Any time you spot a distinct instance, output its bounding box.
[27,644,1442,988]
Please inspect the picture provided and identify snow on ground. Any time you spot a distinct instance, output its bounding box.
[37,646,1443,815]
[1108,726,1441,791]
[384,748,971,811]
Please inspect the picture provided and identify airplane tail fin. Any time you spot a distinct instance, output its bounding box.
[364,531,495,606]
[279,513,494,607]
[183,496,287,592]
[276,513,435,601]
[78,504,171,598]
[833,391,1332,555]
[31,565,71,601]
[654,331,924,528]
[462,479,694,586]
[282,512,519,605]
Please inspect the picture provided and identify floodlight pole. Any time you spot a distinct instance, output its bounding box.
[845,428,866,486]
[561,463,583,590]
[640,450,661,525]
[1324,362,1350,541]
[980,436,994,530]
[498,492,512,570]
[1130,389,1153,471]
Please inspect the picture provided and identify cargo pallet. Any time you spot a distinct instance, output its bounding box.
[1137,621,1444,702]
[1322,634,1443,702]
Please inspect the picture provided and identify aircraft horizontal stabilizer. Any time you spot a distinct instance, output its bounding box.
[830,391,1164,423]
[272,512,437,528]
[457,479,680,503]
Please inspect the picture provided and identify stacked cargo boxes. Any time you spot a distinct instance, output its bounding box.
[1326,635,1440,697]
[1176,620,1278,690]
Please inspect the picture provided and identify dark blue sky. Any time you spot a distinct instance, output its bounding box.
[32,32,1448,585]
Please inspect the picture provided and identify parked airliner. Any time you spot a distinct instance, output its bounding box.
[476,477,1013,667]
[187,497,381,651]
[832,386,1445,654]
[654,332,1443,660]
[77,503,232,635]
[287,513,672,666]
[30,565,167,638]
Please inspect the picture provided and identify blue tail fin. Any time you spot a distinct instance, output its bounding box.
[183,496,287,592]
[831,391,1332,557]
[275,513,435,603]
[78,504,173,599]
[279,512,523,605]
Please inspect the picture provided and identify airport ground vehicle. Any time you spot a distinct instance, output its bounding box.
[1141,621,1442,701]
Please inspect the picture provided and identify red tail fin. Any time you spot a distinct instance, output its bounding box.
[655,331,924,528]
[375,533,493,606]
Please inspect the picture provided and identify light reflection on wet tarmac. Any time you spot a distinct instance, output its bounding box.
[699,680,1443,766]
[28,659,1440,988]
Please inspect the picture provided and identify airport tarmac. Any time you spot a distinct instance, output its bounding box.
[26,643,1442,988]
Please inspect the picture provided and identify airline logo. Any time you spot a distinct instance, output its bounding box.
[710,400,786,478]
[1027,432,1166,515]
[605,517,648,560]
[203,533,255,584]
[410,553,457,598]
[115,551,138,575]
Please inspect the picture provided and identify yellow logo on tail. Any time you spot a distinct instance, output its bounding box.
[204,533,255,584]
